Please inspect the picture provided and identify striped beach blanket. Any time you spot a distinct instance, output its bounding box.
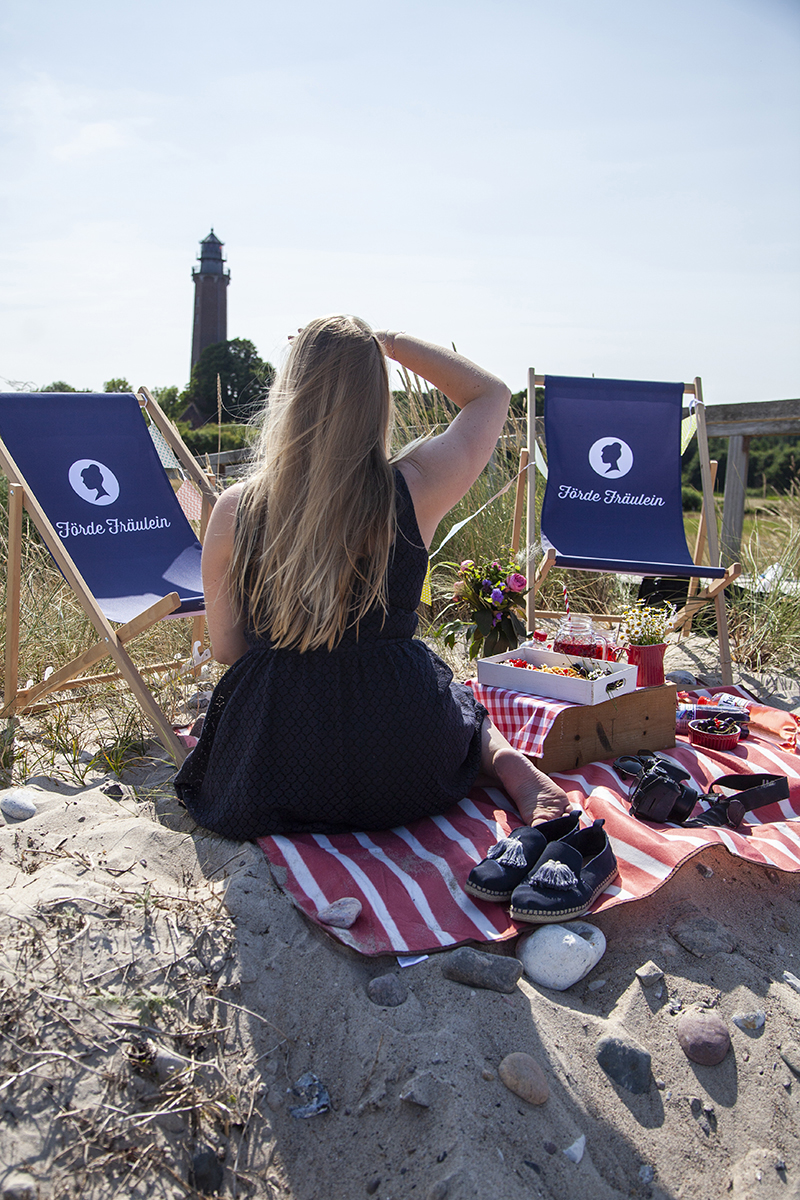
[257,692,800,957]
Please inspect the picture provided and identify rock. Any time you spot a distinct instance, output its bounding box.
[729,1148,800,1200]
[498,1052,549,1105]
[563,1134,586,1164]
[441,947,523,994]
[670,914,736,957]
[676,1008,731,1065]
[696,863,714,878]
[783,970,800,996]
[399,1071,434,1108]
[481,1067,495,1081]
[99,779,125,799]
[187,690,213,713]
[516,921,605,991]
[635,960,664,986]
[779,1040,800,1077]
[317,897,362,928]
[366,1178,381,1196]
[732,1010,766,1032]
[148,1042,193,1084]
[189,1147,223,1195]
[2,1174,38,1200]
[289,1071,331,1118]
[595,1029,652,1093]
[367,973,408,1007]
[543,1141,557,1155]
[0,787,38,821]
[690,1097,702,1115]
[639,1165,655,1184]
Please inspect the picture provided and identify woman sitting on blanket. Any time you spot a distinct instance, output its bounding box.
[175,317,569,840]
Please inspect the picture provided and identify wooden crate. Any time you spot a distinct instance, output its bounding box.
[530,683,677,775]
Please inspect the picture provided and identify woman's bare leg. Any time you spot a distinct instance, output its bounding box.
[476,719,570,826]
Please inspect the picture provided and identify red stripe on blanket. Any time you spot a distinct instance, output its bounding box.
[258,715,800,957]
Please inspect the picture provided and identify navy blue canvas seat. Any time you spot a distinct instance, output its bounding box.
[0,390,218,760]
[540,376,725,580]
[527,373,740,685]
[0,392,204,623]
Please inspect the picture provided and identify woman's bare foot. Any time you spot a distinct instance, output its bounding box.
[477,721,570,825]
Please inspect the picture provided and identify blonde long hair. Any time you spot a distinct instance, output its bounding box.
[229,315,396,651]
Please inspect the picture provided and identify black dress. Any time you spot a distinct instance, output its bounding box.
[175,470,487,839]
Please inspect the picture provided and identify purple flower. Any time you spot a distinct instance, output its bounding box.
[492,613,502,626]
[459,560,474,571]
[490,588,505,606]
[482,579,493,592]
[506,572,527,592]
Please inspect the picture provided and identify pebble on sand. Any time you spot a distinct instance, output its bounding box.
[316,897,362,928]
[635,960,664,987]
[595,1029,652,1093]
[498,1052,550,1105]
[0,787,39,821]
[563,1134,586,1163]
[367,973,408,1008]
[732,1010,766,1032]
[676,1008,731,1065]
[442,947,523,994]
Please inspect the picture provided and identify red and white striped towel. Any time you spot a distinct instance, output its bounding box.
[257,698,800,957]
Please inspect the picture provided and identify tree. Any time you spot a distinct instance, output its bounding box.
[41,381,77,392]
[103,378,132,393]
[149,385,183,422]
[182,339,274,424]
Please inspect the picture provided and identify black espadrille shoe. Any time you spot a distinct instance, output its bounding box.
[464,811,581,902]
[509,818,618,924]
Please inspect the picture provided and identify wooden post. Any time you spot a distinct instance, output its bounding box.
[694,379,733,686]
[511,449,529,553]
[526,368,538,632]
[4,481,23,710]
[683,459,718,636]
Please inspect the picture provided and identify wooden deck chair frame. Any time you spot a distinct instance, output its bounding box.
[512,372,741,686]
[1,387,218,764]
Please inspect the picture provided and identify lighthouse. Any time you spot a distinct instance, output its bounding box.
[190,230,230,370]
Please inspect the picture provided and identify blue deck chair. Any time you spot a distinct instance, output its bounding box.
[0,389,218,761]
[526,374,741,685]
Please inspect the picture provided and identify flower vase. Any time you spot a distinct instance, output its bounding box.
[626,642,667,688]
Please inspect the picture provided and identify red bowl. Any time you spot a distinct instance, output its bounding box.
[687,720,740,752]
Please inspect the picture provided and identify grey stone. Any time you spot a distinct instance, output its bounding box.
[635,959,664,986]
[779,1040,800,1077]
[670,914,736,957]
[399,1071,434,1108]
[187,690,213,713]
[732,1010,766,1032]
[595,1029,652,1093]
[367,973,408,1007]
[441,946,522,994]
[189,1147,223,1195]
[677,1008,731,1065]
[667,670,697,686]
[690,1097,702,1114]
[317,897,362,928]
[783,970,800,996]
[516,921,605,991]
[639,1165,655,1184]
[0,787,38,821]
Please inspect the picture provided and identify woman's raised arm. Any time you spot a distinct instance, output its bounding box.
[376,331,511,549]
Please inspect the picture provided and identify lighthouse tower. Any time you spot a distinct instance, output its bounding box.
[190,230,230,370]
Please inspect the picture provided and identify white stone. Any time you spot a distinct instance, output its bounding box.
[0,787,39,821]
[317,897,362,928]
[563,1134,586,1163]
[516,921,606,991]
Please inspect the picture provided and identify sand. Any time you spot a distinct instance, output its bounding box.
[0,636,798,1200]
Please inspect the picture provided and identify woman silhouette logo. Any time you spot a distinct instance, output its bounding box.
[68,460,120,505]
[588,437,633,479]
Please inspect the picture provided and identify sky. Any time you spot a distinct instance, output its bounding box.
[1,0,798,404]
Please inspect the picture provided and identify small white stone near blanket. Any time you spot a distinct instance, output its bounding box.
[0,787,39,822]
[317,897,362,928]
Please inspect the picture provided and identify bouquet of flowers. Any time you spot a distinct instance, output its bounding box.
[620,600,675,646]
[437,552,529,659]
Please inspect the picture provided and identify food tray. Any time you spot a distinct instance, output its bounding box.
[477,645,639,706]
